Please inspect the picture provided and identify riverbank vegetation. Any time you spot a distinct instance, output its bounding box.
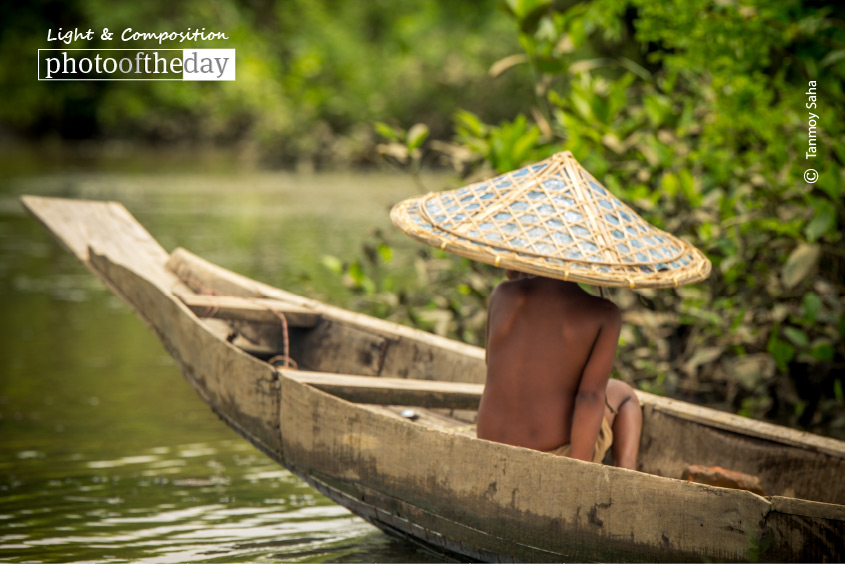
[330,0,845,438]
[2,0,530,167]
[4,0,843,438]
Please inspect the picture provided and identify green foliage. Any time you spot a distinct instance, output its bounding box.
[404,0,844,435]
[321,231,497,345]
[374,121,429,176]
[1,0,531,165]
[453,111,547,173]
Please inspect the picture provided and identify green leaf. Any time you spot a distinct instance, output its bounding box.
[568,14,587,47]
[767,334,795,373]
[678,169,701,206]
[547,89,566,108]
[781,243,820,290]
[679,168,696,196]
[661,172,679,196]
[406,123,429,151]
[821,49,845,68]
[377,243,393,263]
[535,57,567,74]
[591,95,609,125]
[643,95,668,127]
[802,293,822,323]
[374,121,399,142]
[810,341,835,362]
[348,262,365,285]
[804,201,836,242]
[511,125,540,165]
[509,0,552,33]
[320,255,343,275]
[606,74,632,119]
[454,110,486,138]
[783,326,809,348]
[816,167,843,200]
[570,89,593,121]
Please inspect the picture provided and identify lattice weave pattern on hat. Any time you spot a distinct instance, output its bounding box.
[391,151,711,289]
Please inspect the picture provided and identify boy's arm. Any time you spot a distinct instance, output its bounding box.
[485,295,492,364]
[569,305,621,462]
[484,284,502,364]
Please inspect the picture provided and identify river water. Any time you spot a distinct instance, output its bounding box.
[0,156,449,563]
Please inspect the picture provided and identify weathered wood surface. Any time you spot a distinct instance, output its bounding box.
[641,392,845,458]
[178,294,320,327]
[282,370,482,410]
[167,247,487,383]
[280,376,777,562]
[20,195,179,298]
[21,195,170,278]
[90,252,283,453]
[23,196,845,562]
[638,398,845,505]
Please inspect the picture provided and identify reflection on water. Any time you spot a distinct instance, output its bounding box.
[2,439,425,563]
[0,164,448,563]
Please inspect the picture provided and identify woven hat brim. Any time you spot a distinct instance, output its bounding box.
[391,151,711,289]
[391,196,711,289]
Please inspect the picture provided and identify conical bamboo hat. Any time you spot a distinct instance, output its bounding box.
[390,151,711,289]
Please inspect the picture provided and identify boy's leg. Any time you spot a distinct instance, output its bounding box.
[604,379,642,470]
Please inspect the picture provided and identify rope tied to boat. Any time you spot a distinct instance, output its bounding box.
[265,307,297,369]
[173,275,298,369]
[175,275,220,317]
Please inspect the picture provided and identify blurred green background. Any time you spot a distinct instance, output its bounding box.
[2,0,843,438]
[1,0,530,167]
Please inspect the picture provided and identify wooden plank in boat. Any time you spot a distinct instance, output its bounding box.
[178,294,320,327]
[167,247,488,384]
[280,370,483,410]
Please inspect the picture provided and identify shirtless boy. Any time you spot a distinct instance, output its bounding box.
[476,270,642,469]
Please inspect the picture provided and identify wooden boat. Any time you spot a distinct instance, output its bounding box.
[22,195,844,563]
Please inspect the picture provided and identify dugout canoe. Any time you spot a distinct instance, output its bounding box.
[22,195,845,563]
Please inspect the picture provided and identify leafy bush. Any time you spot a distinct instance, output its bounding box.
[366,0,845,436]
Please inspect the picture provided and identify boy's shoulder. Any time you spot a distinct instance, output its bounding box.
[491,278,619,317]
[582,295,622,333]
[578,291,620,321]
[489,277,526,301]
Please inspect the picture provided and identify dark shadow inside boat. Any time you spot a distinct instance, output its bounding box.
[198,313,480,437]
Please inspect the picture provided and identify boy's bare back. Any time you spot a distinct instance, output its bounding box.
[477,273,621,462]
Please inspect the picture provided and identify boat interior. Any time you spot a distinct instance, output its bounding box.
[165,248,845,509]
